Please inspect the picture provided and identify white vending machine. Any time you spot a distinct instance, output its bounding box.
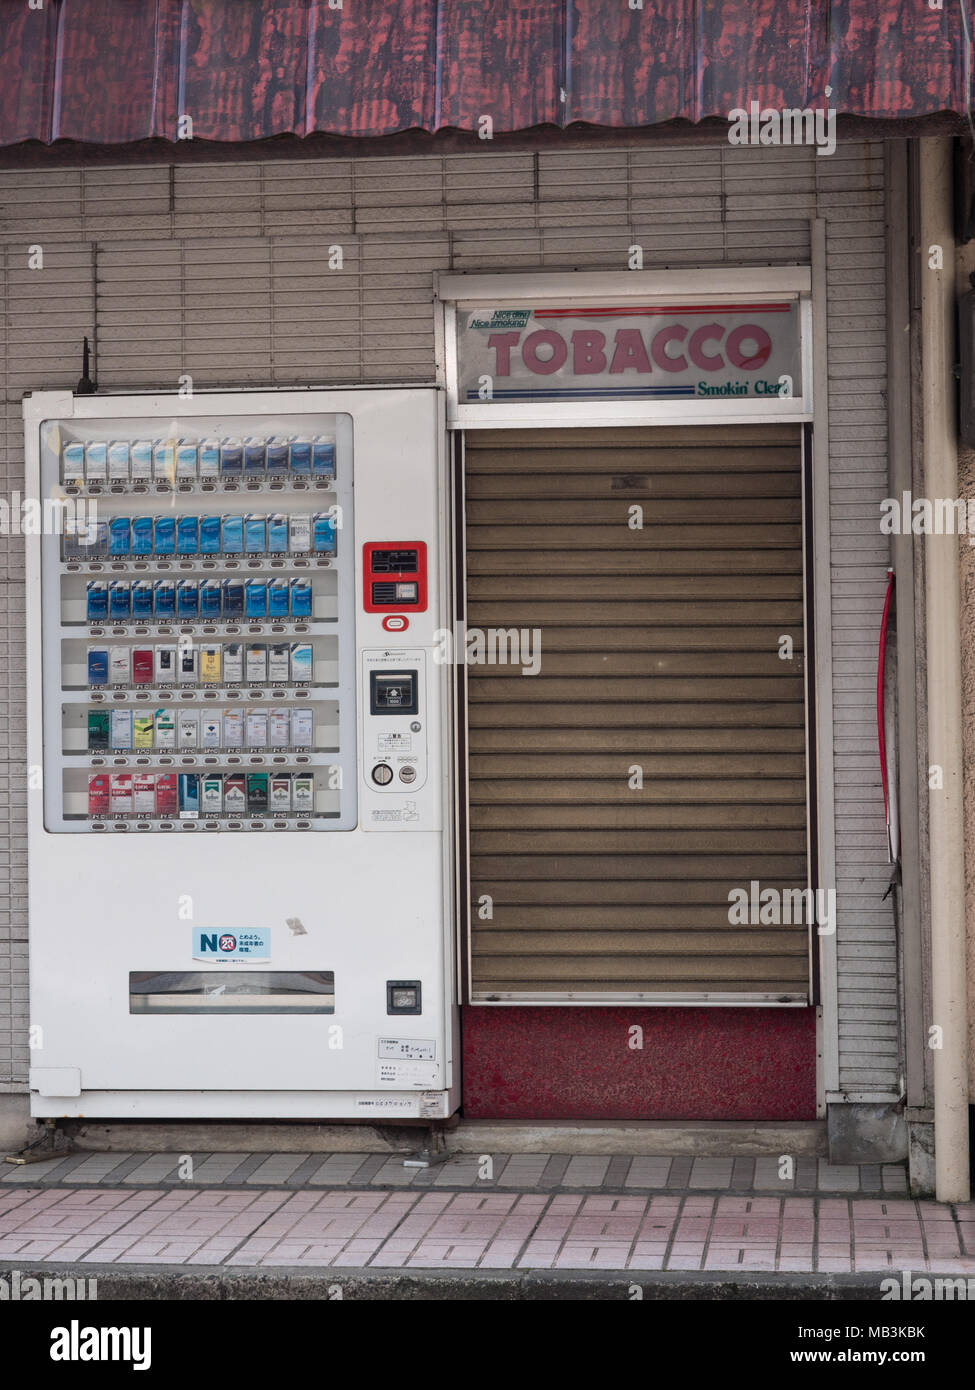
[24,388,458,1120]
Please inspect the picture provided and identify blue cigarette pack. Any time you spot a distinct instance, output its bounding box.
[266,439,289,474]
[87,648,109,685]
[222,579,244,616]
[267,578,290,618]
[153,580,176,619]
[267,514,288,553]
[220,440,243,477]
[108,518,131,557]
[221,515,244,554]
[86,582,108,623]
[131,580,154,619]
[131,516,154,556]
[312,513,336,555]
[312,436,335,479]
[199,515,221,554]
[244,580,267,619]
[244,515,266,554]
[243,439,266,475]
[200,579,222,618]
[153,517,176,556]
[289,578,312,618]
[176,516,199,555]
[176,580,199,619]
[108,580,131,621]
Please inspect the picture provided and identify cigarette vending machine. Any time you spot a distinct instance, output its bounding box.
[24,388,458,1119]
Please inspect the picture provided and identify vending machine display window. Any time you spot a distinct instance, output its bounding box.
[37,412,356,832]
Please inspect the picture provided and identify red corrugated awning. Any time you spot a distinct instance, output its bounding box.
[0,0,969,147]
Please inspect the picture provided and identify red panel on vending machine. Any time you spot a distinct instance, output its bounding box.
[362,542,427,613]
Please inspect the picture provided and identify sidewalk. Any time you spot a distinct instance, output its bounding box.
[1,1150,973,1296]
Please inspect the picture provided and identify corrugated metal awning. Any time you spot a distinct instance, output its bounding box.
[0,0,969,148]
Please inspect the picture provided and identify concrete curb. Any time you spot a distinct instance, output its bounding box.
[0,1261,892,1301]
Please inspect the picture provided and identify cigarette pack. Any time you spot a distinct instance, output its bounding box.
[131,647,154,685]
[110,709,132,749]
[176,515,199,555]
[87,773,110,816]
[291,707,314,747]
[199,646,221,683]
[178,773,199,816]
[268,643,290,683]
[155,773,178,815]
[312,436,335,479]
[177,711,199,749]
[176,580,199,620]
[244,515,266,554]
[84,441,108,483]
[87,710,109,751]
[244,580,267,619]
[245,710,268,749]
[109,773,133,814]
[108,441,130,482]
[133,714,154,750]
[201,775,223,814]
[222,643,243,683]
[246,772,269,812]
[109,646,130,683]
[153,516,175,556]
[154,710,176,749]
[220,439,243,477]
[155,645,177,683]
[292,774,314,813]
[133,773,156,815]
[245,644,267,683]
[87,648,109,686]
[200,580,222,619]
[199,515,222,554]
[289,579,312,618]
[152,441,176,484]
[130,440,152,481]
[176,442,198,480]
[131,516,154,555]
[63,441,86,486]
[86,581,109,623]
[267,579,290,619]
[223,773,246,813]
[221,515,243,554]
[108,517,130,556]
[153,580,176,619]
[108,581,131,621]
[268,708,290,748]
[131,580,154,619]
[312,513,336,555]
[288,513,311,554]
[222,579,244,616]
[289,438,311,475]
[201,717,221,749]
[178,647,198,684]
[222,710,243,748]
[270,774,292,812]
[290,642,313,684]
[199,440,220,480]
[267,514,289,553]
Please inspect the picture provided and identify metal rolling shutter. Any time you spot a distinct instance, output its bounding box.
[465,424,810,1000]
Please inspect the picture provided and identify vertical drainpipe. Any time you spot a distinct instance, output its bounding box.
[918,138,971,1203]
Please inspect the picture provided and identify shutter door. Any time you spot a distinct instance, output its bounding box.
[464,424,810,1000]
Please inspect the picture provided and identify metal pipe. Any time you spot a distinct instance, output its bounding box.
[918,137,971,1202]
